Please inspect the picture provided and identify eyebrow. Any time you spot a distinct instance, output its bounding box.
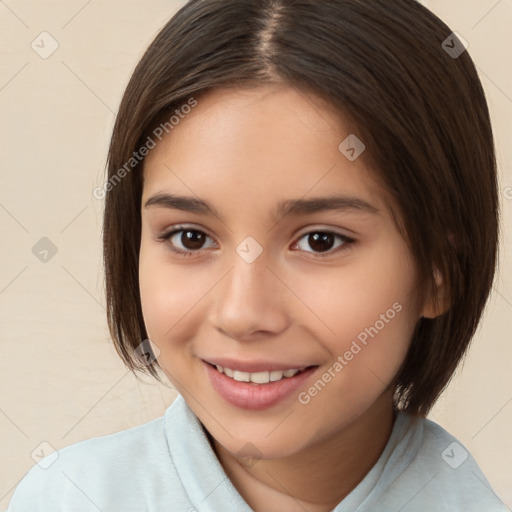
[144,193,380,220]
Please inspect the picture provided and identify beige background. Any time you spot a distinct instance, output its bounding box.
[0,0,510,509]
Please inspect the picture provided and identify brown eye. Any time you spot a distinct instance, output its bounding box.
[180,230,207,250]
[295,231,354,256]
[307,233,335,252]
[160,227,216,255]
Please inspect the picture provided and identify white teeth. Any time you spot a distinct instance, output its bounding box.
[270,370,284,382]
[233,370,250,382]
[250,371,270,384]
[214,365,303,383]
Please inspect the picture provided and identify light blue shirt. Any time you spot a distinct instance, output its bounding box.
[7,395,508,511]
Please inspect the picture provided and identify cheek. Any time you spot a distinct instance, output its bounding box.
[292,243,420,386]
[138,240,219,351]
[139,242,191,341]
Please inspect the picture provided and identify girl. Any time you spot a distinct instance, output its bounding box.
[8,0,508,510]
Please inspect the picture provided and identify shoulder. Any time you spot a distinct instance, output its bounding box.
[46,413,168,474]
[380,413,508,511]
[7,410,186,512]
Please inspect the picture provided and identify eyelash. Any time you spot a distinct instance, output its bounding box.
[157,225,355,259]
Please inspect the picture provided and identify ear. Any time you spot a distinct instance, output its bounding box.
[420,267,450,319]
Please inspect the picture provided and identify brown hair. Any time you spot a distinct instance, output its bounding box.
[103,0,498,415]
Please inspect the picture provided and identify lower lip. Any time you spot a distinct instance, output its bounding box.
[204,361,317,411]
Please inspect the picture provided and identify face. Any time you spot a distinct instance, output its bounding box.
[139,85,427,460]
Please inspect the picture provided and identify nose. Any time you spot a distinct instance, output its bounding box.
[209,250,289,341]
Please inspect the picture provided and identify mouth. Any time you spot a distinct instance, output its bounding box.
[203,360,319,410]
[210,363,313,384]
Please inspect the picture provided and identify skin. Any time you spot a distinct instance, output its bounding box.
[139,84,440,512]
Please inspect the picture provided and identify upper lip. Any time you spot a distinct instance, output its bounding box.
[203,357,316,373]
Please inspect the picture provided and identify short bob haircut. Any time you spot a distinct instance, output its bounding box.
[103,0,498,416]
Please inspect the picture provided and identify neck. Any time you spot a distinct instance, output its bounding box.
[212,392,396,512]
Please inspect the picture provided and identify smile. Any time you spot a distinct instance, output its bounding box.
[213,364,307,384]
[204,360,319,410]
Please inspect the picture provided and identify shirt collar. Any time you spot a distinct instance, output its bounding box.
[165,395,423,512]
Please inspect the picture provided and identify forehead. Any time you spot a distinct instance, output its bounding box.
[142,85,388,214]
